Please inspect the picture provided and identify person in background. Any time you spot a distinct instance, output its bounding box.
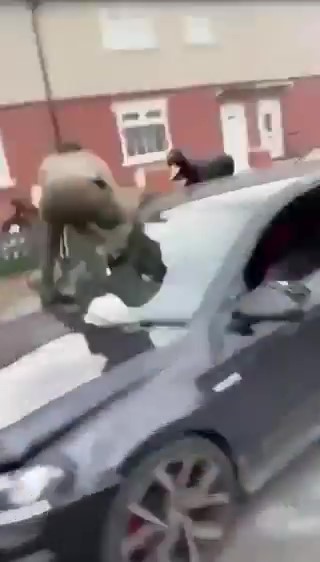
[2,198,37,233]
[37,142,137,306]
[166,148,235,189]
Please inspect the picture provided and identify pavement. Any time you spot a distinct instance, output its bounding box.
[219,445,320,562]
[0,274,37,318]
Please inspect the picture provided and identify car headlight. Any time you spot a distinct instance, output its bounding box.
[0,465,64,526]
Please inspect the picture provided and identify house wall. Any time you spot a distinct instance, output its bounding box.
[0,76,320,223]
[35,2,320,98]
[0,3,45,106]
[1,1,320,104]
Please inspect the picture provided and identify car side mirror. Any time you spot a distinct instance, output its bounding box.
[269,280,311,306]
[229,281,307,334]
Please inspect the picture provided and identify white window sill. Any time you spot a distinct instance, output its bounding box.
[184,40,218,47]
[106,45,158,52]
[123,152,168,167]
[0,177,16,189]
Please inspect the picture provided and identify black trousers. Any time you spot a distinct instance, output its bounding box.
[41,222,65,293]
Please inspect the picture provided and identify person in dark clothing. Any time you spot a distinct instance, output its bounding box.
[166,149,235,188]
[2,198,37,233]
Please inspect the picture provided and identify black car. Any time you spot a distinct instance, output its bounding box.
[2,169,320,562]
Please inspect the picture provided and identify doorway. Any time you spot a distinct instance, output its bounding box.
[257,98,284,159]
[220,103,249,173]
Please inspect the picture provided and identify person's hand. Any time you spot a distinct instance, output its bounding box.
[169,163,180,181]
[31,184,42,209]
[134,167,146,191]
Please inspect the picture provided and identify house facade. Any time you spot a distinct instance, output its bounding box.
[0,1,320,220]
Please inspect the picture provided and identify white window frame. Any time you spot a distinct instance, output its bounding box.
[183,16,216,46]
[112,99,172,167]
[99,7,158,51]
[0,134,14,189]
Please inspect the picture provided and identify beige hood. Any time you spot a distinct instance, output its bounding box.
[38,150,143,217]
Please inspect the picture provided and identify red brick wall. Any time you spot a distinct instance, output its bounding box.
[281,76,320,158]
[55,97,131,186]
[169,87,223,158]
[0,103,55,221]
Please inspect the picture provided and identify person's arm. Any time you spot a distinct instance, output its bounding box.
[37,166,46,189]
[31,184,42,210]
[37,155,50,188]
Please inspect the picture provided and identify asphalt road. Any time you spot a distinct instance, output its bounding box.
[0,274,39,321]
[219,445,320,562]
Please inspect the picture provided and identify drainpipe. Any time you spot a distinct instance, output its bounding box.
[29,0,62,149]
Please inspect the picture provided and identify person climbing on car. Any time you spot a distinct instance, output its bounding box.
[36,141,166,306]
[166,148,235,189]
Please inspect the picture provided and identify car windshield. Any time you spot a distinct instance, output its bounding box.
[106,197,254,322]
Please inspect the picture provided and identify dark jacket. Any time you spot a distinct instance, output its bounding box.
[167,150,235,187]
[185,154,235,186]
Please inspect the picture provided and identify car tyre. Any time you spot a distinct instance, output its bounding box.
[101,436,238,562]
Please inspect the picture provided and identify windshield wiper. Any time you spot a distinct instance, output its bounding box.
[138,319,188,328]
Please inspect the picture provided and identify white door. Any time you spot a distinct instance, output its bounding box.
[257,98,284,159]
[220,103,249,173]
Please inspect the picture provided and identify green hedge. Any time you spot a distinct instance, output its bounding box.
[0,257,37,277]
[0,230,38,277]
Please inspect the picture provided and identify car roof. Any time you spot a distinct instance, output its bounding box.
[141,160,320,220]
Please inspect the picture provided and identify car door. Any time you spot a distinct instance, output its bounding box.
[249,270,320,487]
[204,278,320,492]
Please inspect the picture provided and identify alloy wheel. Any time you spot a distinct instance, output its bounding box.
[122,451,233,562]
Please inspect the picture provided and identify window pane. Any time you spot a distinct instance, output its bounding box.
[125,127,145,156]
[154,124,168,151]
[124,124,167,157]
[146,110,161,119]
[184,16,214,45]
[103,16,157,50]
[122,112,140,122]
[264,113,273,132]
